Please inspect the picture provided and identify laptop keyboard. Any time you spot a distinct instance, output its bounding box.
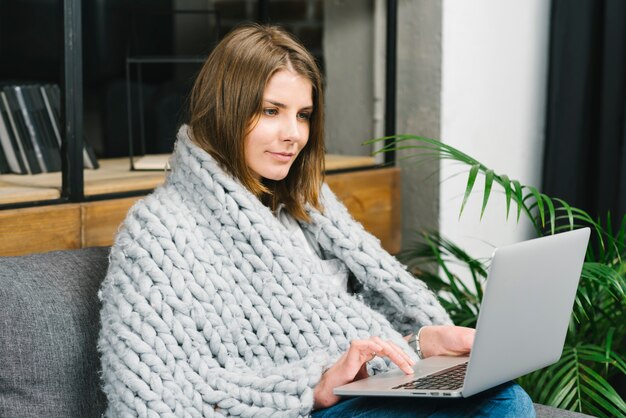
[392,362,468,391]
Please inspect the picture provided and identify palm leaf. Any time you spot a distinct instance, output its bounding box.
[554,198,576,230]
[480,169,495,220]
[500,174,513,220]
[511,180,524,222]
[526,185,546,228]
[542,194,557,235]
[532,351,575,403]
[521,344,626,417]
[581,263,626,301]
[579,364,626,416]
[460,164,480,219]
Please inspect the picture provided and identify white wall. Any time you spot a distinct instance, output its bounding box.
[440,1,551,270]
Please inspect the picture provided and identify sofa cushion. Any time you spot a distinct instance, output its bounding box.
[0,247,110,418]
[0,247,596,418]
[534,403,596,417]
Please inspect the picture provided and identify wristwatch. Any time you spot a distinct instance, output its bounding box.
[408,328,425,359]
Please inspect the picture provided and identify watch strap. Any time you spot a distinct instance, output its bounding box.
[408,328,425,359]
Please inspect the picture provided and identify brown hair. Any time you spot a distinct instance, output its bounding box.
[188,23,324,222]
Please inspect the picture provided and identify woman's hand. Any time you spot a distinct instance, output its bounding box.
[416,325,475,358]
[313,337,415,410]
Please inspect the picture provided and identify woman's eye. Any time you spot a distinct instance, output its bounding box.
[297,112,311,121]
[263,108,278,116]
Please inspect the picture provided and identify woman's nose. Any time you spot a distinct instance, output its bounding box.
[281,116,301,141]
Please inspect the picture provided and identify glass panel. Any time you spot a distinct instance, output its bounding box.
[324,0,381,169]
[83,0,220,197]
[0,0,64,205]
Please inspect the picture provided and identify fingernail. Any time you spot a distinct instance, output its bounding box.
[404,366,414,374]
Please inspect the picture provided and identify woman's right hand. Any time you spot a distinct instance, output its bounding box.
[313,337,415,410]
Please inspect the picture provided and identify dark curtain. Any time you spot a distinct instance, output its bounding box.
[543,0,626,228]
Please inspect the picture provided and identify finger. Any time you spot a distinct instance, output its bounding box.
[362,341,384,360]
[357,340,384,355]
[371,337,414,374]
[372,336,415,365]
[351,339,384,351]
[384,345,415,374]
[391,341,416,365]
[347,340,383,363]
[385,340,416,369]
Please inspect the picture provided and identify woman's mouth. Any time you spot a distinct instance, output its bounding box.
[267,152,294,162]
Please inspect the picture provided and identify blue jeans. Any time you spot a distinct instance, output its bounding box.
[311,382,535,417]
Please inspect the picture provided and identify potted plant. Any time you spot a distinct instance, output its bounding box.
[372,135,626,417]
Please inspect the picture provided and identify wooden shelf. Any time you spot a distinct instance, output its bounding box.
[0,153,400,257]
[0,165,400,256]
[0,154,376,205]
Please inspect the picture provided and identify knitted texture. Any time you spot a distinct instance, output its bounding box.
[98,125,452,417]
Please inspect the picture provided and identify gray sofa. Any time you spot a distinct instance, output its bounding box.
[0,248,594,417]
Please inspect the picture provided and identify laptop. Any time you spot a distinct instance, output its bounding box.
[334,227,590,399]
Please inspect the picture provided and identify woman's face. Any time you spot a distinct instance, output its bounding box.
[244,68,313,181]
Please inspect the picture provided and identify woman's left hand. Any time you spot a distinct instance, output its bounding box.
[408,325,475,358]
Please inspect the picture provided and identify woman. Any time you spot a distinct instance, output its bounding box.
[98,24,534,417]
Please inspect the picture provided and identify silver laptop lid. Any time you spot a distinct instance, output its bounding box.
[462,228,590,397]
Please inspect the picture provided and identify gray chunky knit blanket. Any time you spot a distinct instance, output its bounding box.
[98,125,451,417]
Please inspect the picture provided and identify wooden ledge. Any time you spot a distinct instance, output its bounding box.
[0,162,400,256]
[0,154,377,205]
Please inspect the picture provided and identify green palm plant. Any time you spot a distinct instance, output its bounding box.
[369,135,626,417]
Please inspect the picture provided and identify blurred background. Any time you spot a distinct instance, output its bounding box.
[0,0,624,261]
